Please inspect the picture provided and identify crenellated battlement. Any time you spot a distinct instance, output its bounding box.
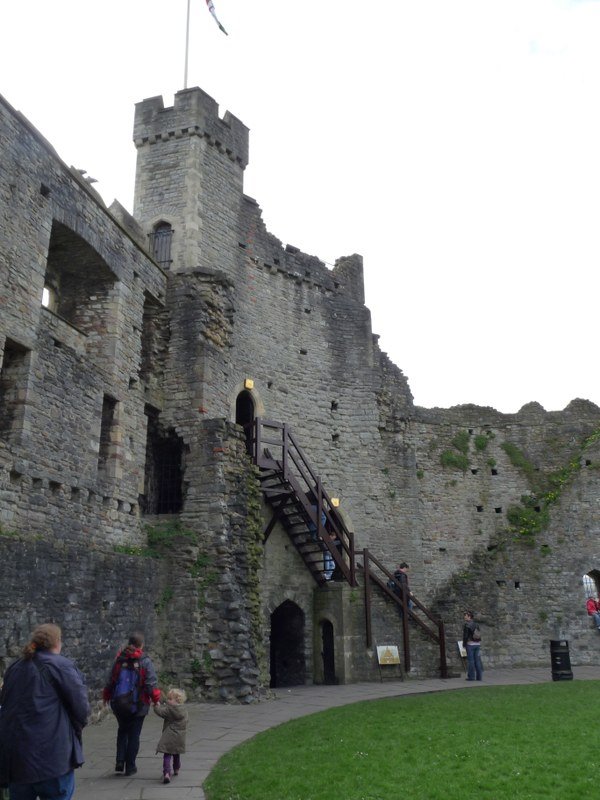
[133,87,249,169]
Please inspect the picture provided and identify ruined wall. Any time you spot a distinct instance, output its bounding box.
[2,82,600,697]
[0,93,167,542]
[410,401,600,668]
[0,95,269,701]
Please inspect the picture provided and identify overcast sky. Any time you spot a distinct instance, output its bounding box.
[2,0,599,413]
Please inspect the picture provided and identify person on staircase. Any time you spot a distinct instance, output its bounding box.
[306,491,334,581]
[393,562,415,613]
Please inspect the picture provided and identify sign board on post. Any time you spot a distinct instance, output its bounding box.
[376,645,400,665]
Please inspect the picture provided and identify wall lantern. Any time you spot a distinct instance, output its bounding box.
[331,497,340,507]
[244,378,254,390]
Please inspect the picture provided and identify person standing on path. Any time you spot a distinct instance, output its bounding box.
[103,632,160,777]
[462,610,483,681]
[153,687,188,784]
[0,622,90,800]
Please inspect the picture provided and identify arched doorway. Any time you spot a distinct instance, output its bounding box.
[583,570,600,598]
[235,390,255,456]
[270,600,306,688]
[321,620,336,685]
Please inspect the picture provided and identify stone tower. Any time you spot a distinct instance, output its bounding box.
[133,87,249,275]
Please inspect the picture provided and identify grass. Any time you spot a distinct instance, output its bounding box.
[204,682,600,800]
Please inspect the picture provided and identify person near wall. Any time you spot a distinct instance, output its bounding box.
[306,491,334,580]
[586,596,600,630]
[153,687,188,784]
[462,610,483,681]
[0,622,90,800]
[393,562,415,612]
[103,632,161,777]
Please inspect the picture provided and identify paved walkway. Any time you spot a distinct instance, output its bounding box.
[76,665,600,799]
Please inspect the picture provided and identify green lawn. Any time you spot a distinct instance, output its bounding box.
[204,681,600,800]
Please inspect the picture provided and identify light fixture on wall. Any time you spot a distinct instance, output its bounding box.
[244,378,254,390]
[331,497,340,507]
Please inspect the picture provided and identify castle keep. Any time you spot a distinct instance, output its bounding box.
[1,86,599,701]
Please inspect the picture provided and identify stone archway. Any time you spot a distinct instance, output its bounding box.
[270,600,306,688]
[235,389,255,456]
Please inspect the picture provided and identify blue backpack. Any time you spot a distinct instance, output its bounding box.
[111,656,141,717]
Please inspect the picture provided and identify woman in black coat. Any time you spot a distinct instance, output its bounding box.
[0,623,90,800]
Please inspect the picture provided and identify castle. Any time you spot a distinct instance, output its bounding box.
[1,86,599,701]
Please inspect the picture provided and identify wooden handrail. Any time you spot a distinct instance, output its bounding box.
[252,418,357,586]
[252,418,446,675]
[361,549,448,678]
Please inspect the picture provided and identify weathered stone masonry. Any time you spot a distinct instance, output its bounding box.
[1,85,599,703]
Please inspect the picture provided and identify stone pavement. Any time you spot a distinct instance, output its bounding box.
[75,665,600,799]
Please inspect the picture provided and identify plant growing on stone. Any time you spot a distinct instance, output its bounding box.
[145,520,197,557]
[473,434,489,451]
[440,450,469,472]
[440,429,472,471]
[244,471,267,677]
[156,586,174,613]
[451,430,470,455]
[501,442,538,485]
[113,544,148,556]
[503,425,600,542]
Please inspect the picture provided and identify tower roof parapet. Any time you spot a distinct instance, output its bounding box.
[133,87,249,169]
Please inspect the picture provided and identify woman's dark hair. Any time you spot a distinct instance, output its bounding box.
[464,610,474,619]
[128,631,145,649]
[22,623,62,660]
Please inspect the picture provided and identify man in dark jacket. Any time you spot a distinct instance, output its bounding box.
[393,562,415,613]
[0,623,90,800]
[462,610,483,681]
[103,631,161,777]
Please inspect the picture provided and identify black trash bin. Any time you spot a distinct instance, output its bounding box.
[550,639,573,681]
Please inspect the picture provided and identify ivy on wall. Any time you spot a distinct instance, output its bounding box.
[440,429,494,472]
[502,427,600,543]
[244,469,268,685]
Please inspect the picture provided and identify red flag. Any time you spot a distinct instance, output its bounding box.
[206,0,228,35]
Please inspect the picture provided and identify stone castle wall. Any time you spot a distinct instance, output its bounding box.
[1,85,599,702]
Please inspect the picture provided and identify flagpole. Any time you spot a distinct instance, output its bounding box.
[183,0,191,89]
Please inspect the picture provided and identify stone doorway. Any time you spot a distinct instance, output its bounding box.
[270,600,306,688]
[320,620,337,685]
[235,390,255,456]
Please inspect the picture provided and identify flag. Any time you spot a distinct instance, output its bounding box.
[206,0,228,35]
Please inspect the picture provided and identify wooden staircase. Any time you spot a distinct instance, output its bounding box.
[253,418,356,587]
[251,417,448,678]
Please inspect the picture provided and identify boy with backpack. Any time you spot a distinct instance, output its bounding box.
[103,632,161,777]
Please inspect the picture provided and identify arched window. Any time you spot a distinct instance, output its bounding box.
[583,573,599,599]
[149,222,173,269]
